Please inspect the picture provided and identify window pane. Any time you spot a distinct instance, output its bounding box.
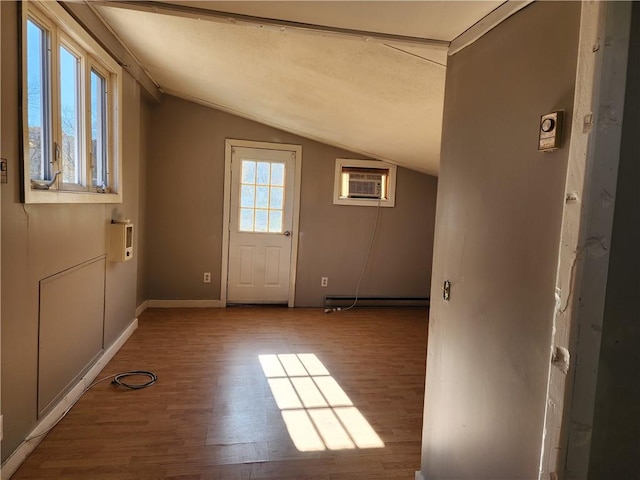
[255,210,268,232]
[257,162,270,185]
[241,185,255,208]
[90,70,107,188]
[240,208,254,232]
[269,211,283,233]
[256,186,269,208]
[26,19,49,181]
[242,161,255,184]
[271,163,285,186]
[60,46,81,185]
[270,187,284,210]
[238,159,286,233]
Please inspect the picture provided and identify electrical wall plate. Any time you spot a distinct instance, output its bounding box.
[538,111,563,151]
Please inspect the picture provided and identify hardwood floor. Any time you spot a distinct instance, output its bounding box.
[12,307,428,479]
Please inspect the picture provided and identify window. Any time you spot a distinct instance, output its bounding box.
[333,159,397,207]
[22,1,122,203]
[239,160,285,233]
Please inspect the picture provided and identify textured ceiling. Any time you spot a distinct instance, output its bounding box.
[156,1,502,41]
[96,2,505,175]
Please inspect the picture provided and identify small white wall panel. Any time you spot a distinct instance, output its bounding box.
[38,256,105,416]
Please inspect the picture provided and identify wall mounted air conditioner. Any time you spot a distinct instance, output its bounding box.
[333,158,397,207]
[347,172,383,198]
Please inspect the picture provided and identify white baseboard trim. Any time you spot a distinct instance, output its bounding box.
[147,299,222,308]
[415,471,426,480]
[135,300,148,317]
[1,318,138,480]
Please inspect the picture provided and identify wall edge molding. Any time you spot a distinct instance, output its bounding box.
[1,318,139,480]
[135,300,148,317]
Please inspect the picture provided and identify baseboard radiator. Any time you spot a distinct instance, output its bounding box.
[323,296,430,309]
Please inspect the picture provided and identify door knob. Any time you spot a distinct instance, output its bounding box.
[283,231,291,236]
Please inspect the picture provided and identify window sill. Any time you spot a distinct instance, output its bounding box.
[23,189,122,204]
[333,197,395,208]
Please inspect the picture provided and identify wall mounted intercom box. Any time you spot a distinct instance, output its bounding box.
[538,111,563,151]
[109,221,134,262]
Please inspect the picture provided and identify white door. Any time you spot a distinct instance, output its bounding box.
[227,146,296,304]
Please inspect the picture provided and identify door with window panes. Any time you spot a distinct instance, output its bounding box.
[227,147,295,304]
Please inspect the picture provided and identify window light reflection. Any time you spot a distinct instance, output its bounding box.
[313,375,353,407]
[267,378,303,410]
[291,377,328,408]
[297,353,330,376]
[281,410,325,452]
[334,407,385,448]
[308,408,356,450]
[258,353,385,452]
[259,354,287,378]
[278,353,308,377]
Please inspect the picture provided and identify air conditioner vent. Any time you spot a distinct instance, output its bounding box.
[348,173,382,198]
[333,159,397,207]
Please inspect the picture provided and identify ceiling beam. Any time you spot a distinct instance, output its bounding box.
[92,1,450,51]
[448,0,534,56]
[61,2,162,103]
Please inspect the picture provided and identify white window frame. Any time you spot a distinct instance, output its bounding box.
[21,0,122,204]
[333,158,397,207]
[88,61,112,192]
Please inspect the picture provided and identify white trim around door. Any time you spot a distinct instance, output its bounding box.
[221,139,302,308]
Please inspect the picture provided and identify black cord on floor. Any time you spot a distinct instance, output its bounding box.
[26,370,158,441]
[111,370,157,389]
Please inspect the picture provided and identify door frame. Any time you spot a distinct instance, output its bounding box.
[538,2,631,478]
[221,139,302,308]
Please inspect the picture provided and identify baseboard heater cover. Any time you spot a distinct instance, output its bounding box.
[323,296,430,309]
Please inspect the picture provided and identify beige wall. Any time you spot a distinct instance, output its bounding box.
[146,95,437,307]
[0,1,148,460]
[588,3,640,477]
[420,2,580,478]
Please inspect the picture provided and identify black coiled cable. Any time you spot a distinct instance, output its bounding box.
[26,369,158,441]
[111,370,158,389]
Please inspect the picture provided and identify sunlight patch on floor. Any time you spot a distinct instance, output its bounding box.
[259,353,385,452]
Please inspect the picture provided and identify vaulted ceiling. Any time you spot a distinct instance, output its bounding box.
[94,1,513,175]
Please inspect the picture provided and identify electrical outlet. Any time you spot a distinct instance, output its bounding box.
[321,277,328,287]
[203,272,211,283]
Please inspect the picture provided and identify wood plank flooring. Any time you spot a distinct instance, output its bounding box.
[12,307,428,480]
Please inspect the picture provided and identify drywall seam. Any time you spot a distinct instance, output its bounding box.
[0,318,138,480]
[538,2,632,478]
[147,300,222,308]
[448,0,534,56]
